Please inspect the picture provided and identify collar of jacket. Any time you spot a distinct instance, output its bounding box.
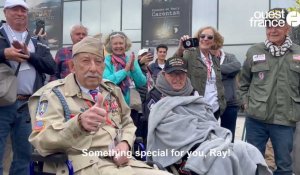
[63,73,117,99]
[63,73,82,97]
[154,58,166,68]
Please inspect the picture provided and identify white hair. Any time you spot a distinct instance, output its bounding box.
[70,24,88,35]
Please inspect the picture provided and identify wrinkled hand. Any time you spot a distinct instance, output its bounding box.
[210,49,221,58]
[4,47,29,62]
[130,52,135,71]
[112,141,130,166]
[176,35,190,56]
[34,28,47,38]
[241,103,247,112]
[125,53,135,72]
[79,93,107,132]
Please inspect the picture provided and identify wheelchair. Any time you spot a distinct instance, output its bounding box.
[29,140,163,175]
[30,151,74,175]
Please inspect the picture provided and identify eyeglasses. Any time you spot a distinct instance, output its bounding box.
[199,34,214,40]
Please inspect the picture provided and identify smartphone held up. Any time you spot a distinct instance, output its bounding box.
[35,19,45,35]
[148,48,155,56]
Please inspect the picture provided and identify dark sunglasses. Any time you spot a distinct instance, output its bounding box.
[199,34,214,40]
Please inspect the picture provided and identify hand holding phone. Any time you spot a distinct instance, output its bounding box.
[183,38,199,48]
[12,40,23,49]
[12,40,28,55]
[148,48,154,56]
[35,19,45,35]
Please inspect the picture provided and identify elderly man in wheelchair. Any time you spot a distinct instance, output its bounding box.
[28,36,171,175]
[144,57,272,175]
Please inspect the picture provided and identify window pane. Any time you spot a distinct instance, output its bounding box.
[122,29,141,42]
[82,0,101,36]
[63,1,80,44]
[122,0,141,30]
[127,42,141,57]
[0,8,4,20]
[99,0,121,35]
[192,0,218,35]
[271,0,296,8]
[223,45,252,63]
[219,0,269,44]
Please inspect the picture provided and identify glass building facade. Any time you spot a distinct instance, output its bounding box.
[0,0,296,62]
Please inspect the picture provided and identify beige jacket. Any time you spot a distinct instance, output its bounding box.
[28,73,138,173]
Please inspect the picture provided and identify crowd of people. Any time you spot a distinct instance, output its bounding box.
[0,0,300,175]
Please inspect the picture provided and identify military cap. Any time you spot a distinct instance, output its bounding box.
[72,36,104,58]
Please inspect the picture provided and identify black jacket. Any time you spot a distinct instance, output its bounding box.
[143,87,163,121]
[0,20,56,93]
[148,59,166,83]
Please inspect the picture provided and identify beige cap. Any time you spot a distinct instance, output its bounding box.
[72,36,104,58]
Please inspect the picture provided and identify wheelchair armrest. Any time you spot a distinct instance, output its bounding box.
[146,160,166,170]
[31,151,68,163]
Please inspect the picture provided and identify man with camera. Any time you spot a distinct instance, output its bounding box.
[148,44,168,83]
[0,0,56,174]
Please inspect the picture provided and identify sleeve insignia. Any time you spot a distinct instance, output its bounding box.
[37,100,48,117]
[33,120,45,132]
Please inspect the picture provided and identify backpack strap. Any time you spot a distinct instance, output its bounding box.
[52,86,71,121]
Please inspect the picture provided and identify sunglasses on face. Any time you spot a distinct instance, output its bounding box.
[199,34,214,40]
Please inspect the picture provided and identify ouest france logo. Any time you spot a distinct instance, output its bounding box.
[249,9,300,27]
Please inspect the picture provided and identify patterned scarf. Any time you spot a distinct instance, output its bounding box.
[265,36,292,57]
[111,54,131,95]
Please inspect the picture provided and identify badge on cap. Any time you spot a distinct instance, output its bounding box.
[253,54,266,62]
[33,120,45,132]
[37,100,48,117]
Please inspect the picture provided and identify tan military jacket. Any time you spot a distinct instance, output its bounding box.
[28,73,137,173]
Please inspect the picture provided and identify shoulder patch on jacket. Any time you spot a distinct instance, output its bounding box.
[32,79,65,97]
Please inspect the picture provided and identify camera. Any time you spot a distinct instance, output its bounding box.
[35,19,45,35]
[183,38,199,48]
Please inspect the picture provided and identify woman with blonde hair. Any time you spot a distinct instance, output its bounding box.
[175,26,226,119]
[103,32,146,138]
[103,31,146,105]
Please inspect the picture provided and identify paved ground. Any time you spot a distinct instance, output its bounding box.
[235,115,246,141]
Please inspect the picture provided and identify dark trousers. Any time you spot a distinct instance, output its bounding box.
[131,109,148,143]
[220,106,239,142]
[246,117,294,175]
[0,100,32,175]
